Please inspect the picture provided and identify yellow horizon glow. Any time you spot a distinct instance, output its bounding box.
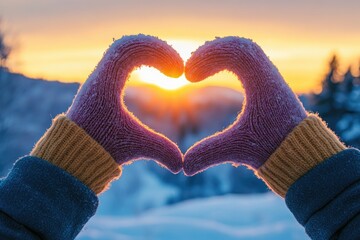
[7,33,360,94]
[3,0,360,94]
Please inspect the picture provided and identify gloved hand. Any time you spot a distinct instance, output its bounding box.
[32,35,184,194]
[183,36,307,175]
[66,35,183,172]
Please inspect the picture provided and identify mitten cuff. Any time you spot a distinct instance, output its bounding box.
[31,114,121,194]
[256,114,346,197]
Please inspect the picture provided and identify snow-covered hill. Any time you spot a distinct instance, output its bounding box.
[78,193,308,240]
[0,70,268,214]
[0,70,309,239]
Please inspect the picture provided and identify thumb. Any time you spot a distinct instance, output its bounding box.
[184,128,238,176]
[120,115,183,173]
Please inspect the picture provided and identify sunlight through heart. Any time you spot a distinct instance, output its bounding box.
[134,40,201,90]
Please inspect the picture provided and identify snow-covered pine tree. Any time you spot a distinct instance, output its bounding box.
[309,56,360,148]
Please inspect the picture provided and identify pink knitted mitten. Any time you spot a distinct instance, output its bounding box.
[184,37,307,176]
[67,35,184,173]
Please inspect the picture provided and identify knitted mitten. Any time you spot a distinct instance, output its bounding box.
[67,34,183,171]
[31,35,184,194]
[183,37,345,196]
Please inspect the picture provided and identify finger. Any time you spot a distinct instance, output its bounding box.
[106,34,184,81]
[185,37,288,100]
[185,37,306,122]
[118,116,183,174]
[70,34,184,108]
[183,126,248,176]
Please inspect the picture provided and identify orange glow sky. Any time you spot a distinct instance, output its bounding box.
[2,0,360,93]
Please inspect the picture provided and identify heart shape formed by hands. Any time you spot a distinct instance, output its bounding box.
[67,35,184,173]
[67,34,306,177]
[183,37,307,176]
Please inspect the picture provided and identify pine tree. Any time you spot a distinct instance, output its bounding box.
[342,68,355,94]
[312,55,341,121]
[0,19,11,68]
[309,56,360,148]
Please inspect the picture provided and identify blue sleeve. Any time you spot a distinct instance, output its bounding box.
[285,149,360,239]
[0,156,98,240]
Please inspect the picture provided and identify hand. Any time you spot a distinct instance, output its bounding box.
[183,37,307,176]
[67,34,184,173]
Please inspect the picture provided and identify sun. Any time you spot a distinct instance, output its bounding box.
[133,40,201,90]
[136,68,189,90]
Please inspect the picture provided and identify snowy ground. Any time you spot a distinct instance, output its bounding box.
[78,193,308,240]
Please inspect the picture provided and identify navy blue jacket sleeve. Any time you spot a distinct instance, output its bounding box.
[0,156,98,240]
[286,149,360,239]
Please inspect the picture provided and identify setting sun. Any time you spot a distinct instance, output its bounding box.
[132,40,201,90]
[135,67,189,90]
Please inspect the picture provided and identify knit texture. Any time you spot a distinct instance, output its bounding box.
[67,34,183,173]
[31,115,121,194]
[183,36,307,176]
[257,114,346,197]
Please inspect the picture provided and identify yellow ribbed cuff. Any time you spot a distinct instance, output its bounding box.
[256,114,346,197]
[31,115,122,194]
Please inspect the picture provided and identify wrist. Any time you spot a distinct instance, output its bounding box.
[30,114,121,194]
[256,114,346,197]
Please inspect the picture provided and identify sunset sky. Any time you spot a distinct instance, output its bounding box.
[2,0,360,93]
